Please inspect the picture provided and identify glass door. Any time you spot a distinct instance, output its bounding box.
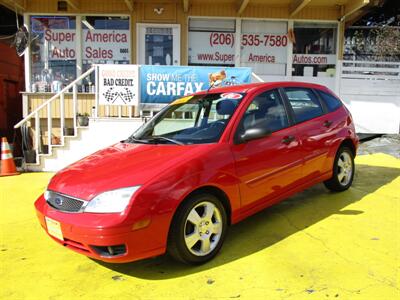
[137,23,180,65]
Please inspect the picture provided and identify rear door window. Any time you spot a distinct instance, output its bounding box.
[317,90,342,112]
[284,88,324,123]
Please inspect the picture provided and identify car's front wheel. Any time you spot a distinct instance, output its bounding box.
[168,193,228,264]
[324,146,355,192]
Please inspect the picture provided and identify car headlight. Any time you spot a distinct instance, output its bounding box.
[84,186,141,213]
[44,190,51,201]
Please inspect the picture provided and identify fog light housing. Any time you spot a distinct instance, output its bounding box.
[90,244,127,257]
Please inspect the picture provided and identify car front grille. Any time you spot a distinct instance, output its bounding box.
[46,191,86,213]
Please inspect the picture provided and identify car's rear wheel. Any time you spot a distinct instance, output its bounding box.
[168,193,228,265]
[324,146,355,192]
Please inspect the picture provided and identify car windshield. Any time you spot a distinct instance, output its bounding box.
[127,92,244,145]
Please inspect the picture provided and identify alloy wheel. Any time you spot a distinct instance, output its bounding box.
[337,151,353,186]
[184,201,223,256]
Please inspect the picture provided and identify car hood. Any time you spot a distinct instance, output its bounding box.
[48,142,215,200]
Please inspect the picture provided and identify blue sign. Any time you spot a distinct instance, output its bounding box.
[140,66,252,104]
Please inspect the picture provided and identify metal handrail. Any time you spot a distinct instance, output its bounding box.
[14,66,96,164]
[251,72,265,82]
[14,66,96,129]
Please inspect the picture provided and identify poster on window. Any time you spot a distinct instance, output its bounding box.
[240,21,288,75]
[240,33,288,64]
[140,66,251,104]
[188,32,236,65]
[98,65,139,106]
[42,28,130,61]
[292,54,336,65]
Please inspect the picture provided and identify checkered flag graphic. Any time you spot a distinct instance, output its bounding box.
[103,87,135,105]
[103,87,119,104]
[120,87,135,104]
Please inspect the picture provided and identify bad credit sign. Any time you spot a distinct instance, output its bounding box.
[99,65,139,106]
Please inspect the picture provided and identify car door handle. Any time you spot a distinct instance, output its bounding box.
[323,120,333,128]
[282,136,295,145]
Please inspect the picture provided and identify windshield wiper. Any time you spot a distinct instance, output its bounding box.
[147,136,184,145]
[124,136,151,144]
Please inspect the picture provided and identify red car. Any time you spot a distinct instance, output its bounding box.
[35,82,358,265]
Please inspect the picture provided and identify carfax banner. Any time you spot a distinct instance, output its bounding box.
[140,66,252,104]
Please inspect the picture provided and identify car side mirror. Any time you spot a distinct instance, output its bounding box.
[237,127,271,143]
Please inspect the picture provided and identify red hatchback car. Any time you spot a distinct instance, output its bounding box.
[35,82,358,264]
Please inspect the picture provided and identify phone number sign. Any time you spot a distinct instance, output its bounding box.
[241,33,288,64]
[188,31,235,65]
[189,31,289,65]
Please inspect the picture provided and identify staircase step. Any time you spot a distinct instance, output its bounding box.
[25,118,143,172]
[26,162,41,166]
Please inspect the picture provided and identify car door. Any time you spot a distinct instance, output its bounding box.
[230,89,303,212]
[282,87,336,181]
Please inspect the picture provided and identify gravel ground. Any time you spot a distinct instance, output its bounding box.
[358,134,400,158]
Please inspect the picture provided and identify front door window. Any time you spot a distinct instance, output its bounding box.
[238,89,289,137]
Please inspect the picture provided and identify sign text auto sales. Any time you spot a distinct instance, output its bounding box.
[44,29,130,61]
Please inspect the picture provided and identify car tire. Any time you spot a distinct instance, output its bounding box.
[324,146,355,192]
[168,193,228,265]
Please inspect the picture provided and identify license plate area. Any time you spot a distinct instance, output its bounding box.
[45,216,64,241]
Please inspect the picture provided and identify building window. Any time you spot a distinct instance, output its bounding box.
[82,16,130,70]
[188,18,236,67]
[240,20,288,76]
[30,16,76,92]
[145,27,173,65]
[29,16,130,93]
[82,16,130,90]
[292,22,337,77]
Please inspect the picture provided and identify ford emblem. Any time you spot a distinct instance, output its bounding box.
[55,197,63,206]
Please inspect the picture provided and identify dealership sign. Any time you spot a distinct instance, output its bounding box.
[43,29,130,61]
[240,33,288,64]
[188,32,236,65]
[98,65,139,106]
[188,31,289,66]
[292,54,336,65]
[140,66,252,104]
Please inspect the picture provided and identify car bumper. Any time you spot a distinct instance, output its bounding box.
[34,194,165,263]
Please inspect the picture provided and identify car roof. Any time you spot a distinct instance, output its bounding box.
[193,81,329,96]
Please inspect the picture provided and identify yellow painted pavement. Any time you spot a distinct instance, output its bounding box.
[0,153,399,299]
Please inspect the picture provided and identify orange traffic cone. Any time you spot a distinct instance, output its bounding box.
[1,137,20,176]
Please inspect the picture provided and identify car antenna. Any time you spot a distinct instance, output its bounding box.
[207,81,216,93]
